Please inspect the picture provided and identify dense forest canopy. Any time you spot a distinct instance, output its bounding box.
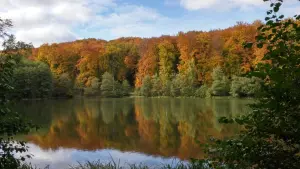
[14,20,270,98]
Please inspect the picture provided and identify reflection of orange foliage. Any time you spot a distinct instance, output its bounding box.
[135,106,160,152]
[27,99,241,160]
[125,126,137,137]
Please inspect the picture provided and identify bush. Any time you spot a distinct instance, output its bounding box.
[170,77,181,97]
[84,77,100,96]
[53,73,73,97]
[231,76,261,97]
[180,86,196,97]
[162,80,171,96]
[101,72,115,97]
[211,67,230,96]
[151,75,162,96]
[122,80,131,96]
[141,76,152,97]
[195,85,209,98]
[13,59,53,98]
[134,88,141,96]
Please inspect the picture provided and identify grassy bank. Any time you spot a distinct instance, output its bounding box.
[20,160,209,169]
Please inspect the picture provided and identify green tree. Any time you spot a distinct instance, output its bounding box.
[195,85,209,98]
[151,75,162,96]
[84,77,101,96]
[53,73,73,97]
[0,18,36,168]
[122,80,131,96]
[210,67,230,96]
[204,1,300,168]
[101,72,115,97]
[141,75,152,97]
[231,76,261,97]
[158,40,179,85]
[170,75,181,97]
[162,80,172,96]
[13,59,53,98]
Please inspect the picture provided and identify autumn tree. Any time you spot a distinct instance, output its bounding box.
[158,40,179,85]
[204,1,300,168]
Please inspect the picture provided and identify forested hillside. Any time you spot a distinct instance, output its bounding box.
[21,21,267,98]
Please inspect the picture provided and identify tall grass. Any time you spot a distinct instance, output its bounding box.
[19,160,209,169]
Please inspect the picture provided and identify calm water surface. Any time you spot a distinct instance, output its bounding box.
[16,97,252,168]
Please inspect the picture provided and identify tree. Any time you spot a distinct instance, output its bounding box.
[210,67,230,96]
[141,76,152,97]
[158,40,179,85]
[204,1,300,168]
[101,72,115,97]
[84,77,101,96]
[162,80,172,96]
[53,73,73,97]
[195,85,209,98]
[13,58,53,98]
[122,80,131,96]
[170,75,181,97]
[151,75,162,96]
[0,18,36,168]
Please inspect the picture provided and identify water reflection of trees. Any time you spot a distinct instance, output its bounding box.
[22,98,252,160]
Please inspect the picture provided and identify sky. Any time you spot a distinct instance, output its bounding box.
[0,0,299,47]
[23,143,184,169]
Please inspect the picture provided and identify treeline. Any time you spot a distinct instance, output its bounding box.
[137,67,262,98]
[21,21,268,98]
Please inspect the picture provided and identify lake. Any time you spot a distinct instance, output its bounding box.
[15,97,252,168]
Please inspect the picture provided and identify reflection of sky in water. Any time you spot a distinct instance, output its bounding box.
[25,143,183,169]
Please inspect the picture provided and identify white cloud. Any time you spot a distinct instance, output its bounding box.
[0,0,115,46]
[1,0,298,47]
[82,5,169,39]
[15,24,77,46]
[178,0,300,11]
[179,0,265,10]
[0,0,168,46]
[95,5,162,27]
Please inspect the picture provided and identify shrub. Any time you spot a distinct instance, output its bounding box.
[162,80,171,96]
[170,76,181,97]
[101,72,115,97]
[53,73,73,97]
[151,75,162,96]
[211,67,230,96]
[195,85,209,98]
[141,76,152,97]
[231,76,261,97]
[84,77,101,96]
[180,86,196,97]
[122,80,131,96]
